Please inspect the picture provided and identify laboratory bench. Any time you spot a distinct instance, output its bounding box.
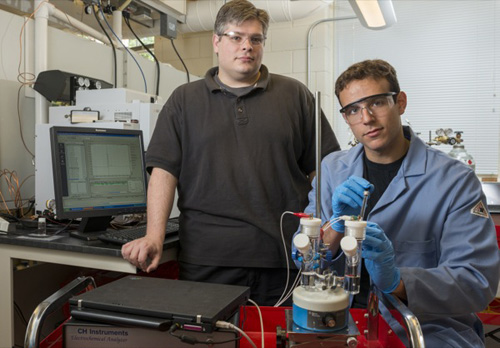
[5,223,500,348]
[0,229,179,348]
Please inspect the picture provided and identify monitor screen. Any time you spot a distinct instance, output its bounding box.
[50,126,147,239]
[482,182,500,214]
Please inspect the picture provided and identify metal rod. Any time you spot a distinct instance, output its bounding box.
[307,16,356,89]
[315,91,321,219]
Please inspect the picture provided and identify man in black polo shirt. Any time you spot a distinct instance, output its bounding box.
[122,0,340,306]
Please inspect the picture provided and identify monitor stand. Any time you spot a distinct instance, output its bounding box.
[70,216,112,241]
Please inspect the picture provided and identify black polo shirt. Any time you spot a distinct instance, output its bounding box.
[146,65,340,268]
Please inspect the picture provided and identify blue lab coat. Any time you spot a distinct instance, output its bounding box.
[304,127,500,347]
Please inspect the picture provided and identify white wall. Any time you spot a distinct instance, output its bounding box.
[0,80,36,210]
[156,31,214,78]
[265,6,336,125]
[333,1,500,176]
[0,8,37,211]
[155,4,338,126]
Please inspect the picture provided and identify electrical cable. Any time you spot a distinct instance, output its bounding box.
[247,299,264,348]
[0,169,33,217]
[274,211,295,307]
[215,321,257,348]
[36,215,75,235]
[322,216,342,232]
[92,3,117,87]
[52,219,74,235]
[98,0,148,93]
[0,212,20,223]
[123,14,160,96]
[274,268,301,307]
[25,199,35,216]
[16,2,45,160]
[18,0,47,77]
[239,304,247,329]
[16,83,35,158]
[170,38,190,83]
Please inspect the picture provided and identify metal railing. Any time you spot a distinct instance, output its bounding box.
[24,276,96,348]
[367,285,425,348]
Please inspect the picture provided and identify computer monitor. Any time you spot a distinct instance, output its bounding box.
[50,126,148,240]
[482,182,500,214]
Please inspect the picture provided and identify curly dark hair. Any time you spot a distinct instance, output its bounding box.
[335,59,400,99]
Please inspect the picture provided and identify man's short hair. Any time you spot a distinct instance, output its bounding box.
[335,59,400,98]
[214,0,270,37]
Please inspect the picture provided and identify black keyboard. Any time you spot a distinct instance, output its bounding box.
[98,219,179,246]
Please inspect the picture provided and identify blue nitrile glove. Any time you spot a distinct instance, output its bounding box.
[362,222,401,293]
[330,176,374,232]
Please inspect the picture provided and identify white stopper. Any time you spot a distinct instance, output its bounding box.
[344,220,367,240]
[293,233,311,254]
[300,217,321,237]
[340,236,358,257]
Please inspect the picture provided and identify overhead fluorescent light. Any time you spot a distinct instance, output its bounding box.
[348,0,397,30]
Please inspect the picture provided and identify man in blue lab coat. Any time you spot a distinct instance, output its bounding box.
[304,59,499,346]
